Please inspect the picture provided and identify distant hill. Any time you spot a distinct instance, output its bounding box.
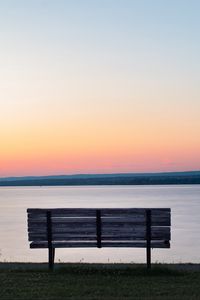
[0,171,200,186]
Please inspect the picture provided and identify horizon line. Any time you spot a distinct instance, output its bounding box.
[1,169,200,180]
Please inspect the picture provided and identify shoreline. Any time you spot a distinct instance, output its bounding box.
[1,262,200,271]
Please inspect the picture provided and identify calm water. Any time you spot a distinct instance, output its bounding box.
[0,185,200,263]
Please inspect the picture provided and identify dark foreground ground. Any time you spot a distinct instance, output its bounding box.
[1,263,200,300]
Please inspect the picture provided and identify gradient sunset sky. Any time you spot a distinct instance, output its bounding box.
[0,0,200,176]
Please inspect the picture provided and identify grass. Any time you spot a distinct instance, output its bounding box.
[0,263,200,300]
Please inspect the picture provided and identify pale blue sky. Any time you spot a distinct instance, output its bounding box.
[0,0,200,175]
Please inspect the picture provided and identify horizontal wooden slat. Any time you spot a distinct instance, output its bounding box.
[29,233,170,242]
[27,208,171,213]
[28,222,170,231]
[28,227,96,234]
[103,227,170,239]
[102,209,170,217]
[28,215,171,226]
[28,208,97,218]
[28,218,95,226]
[28,225,167,235]
[28,214,170,223]
[27,208,170,218]
[28,219,170,229]
[29,227,171,239]
[28,214,170,220]
[29,227,170,240]
[30,240,170,249]
[29,234,96,241]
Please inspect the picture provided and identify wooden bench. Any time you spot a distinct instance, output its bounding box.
[27,208,171,269]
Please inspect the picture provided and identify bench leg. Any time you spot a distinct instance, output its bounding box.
[48,247,55,270]
[146,209,151,269]
[52,248,55,264]
[146,245,151,269]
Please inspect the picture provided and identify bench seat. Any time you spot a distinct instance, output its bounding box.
[30,240,170,248]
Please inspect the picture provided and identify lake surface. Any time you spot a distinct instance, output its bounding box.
[0,185,200,263]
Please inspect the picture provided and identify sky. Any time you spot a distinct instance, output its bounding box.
[0,0,200,177]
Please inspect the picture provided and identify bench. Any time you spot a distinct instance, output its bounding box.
[27,208,171,269]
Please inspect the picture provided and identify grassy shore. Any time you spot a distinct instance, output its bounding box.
[1,263,200,300]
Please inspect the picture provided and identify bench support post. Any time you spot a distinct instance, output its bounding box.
[146,209,151,269]
[47,211,55,270]
[96,210,102,248]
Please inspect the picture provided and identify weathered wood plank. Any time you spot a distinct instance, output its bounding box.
[27,208,170,218]
[29,230,170,242]
[27,208,97,218]
[101,228,171,240]
[28,217,170,227]
[27,208,170,213]
[28,226,170,239]
[28,222,170,231]
[30,240,170,249]
[28,234,96,241]
[28,215,170,225]
[28,225,148,234]
[101,241,170,248]
[28,230,171,241]
[101,209,170,217]
[28,219,170,227]
[28,220,96,226]
[28,214,170,222]
[28,214,170,221]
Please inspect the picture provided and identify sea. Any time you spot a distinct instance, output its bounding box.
[0,185,199,263]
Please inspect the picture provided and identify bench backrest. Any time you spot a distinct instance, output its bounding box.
[27,208,171,248]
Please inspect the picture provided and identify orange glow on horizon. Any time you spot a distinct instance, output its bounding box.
[1,143,199,177]
[1,112,200,176]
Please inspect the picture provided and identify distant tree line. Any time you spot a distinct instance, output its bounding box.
[0,173,200,186]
